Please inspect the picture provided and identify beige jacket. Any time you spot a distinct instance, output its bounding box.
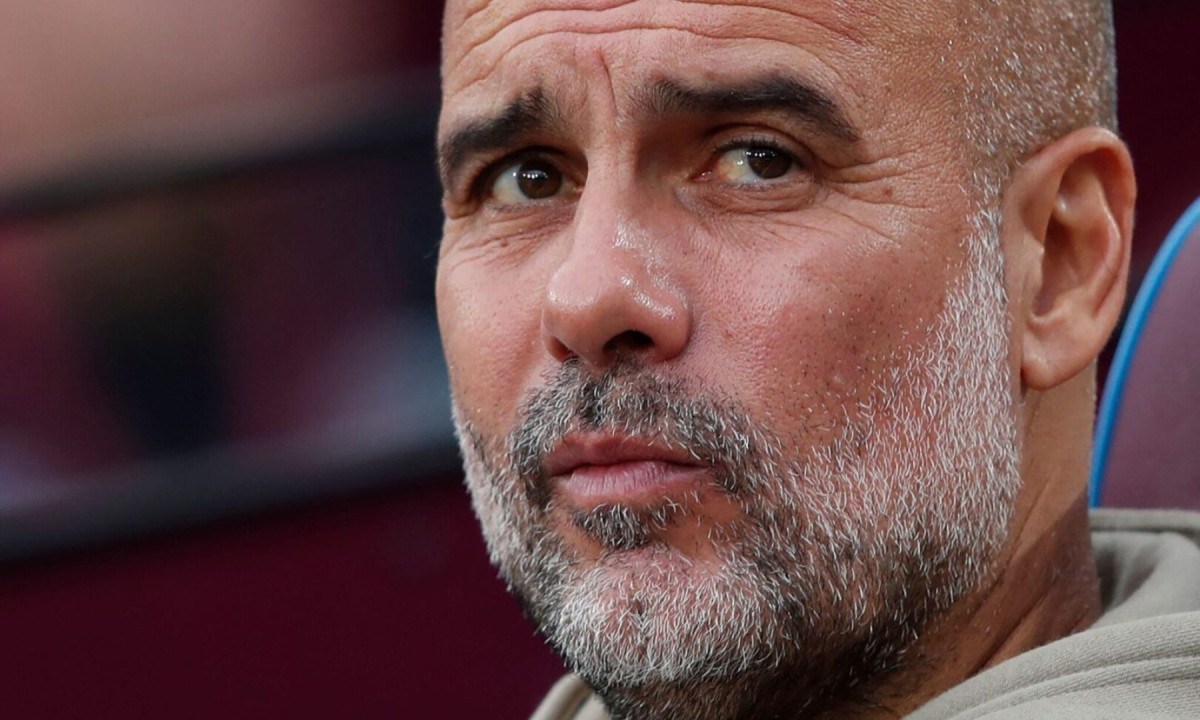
[531,509,1200,720]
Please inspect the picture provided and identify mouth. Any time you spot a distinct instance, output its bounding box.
[544,434,710,508]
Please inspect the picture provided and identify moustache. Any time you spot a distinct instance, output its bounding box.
[507,359,763,510]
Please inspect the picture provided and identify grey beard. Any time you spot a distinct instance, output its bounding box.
[453,220,1020,720]
[567,498,692,551]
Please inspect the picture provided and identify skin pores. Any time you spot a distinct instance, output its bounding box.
[437,2,1025,717]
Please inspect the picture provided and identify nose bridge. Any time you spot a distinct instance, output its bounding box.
[541,176,691,368]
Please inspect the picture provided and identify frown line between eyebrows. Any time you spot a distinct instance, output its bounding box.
[438,88,563,192]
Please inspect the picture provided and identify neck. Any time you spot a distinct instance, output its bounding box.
[856,497,1100,719]
[842,379,1102,719]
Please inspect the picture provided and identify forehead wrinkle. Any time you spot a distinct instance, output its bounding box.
[458,0,497,25]
[445,1,873,95]
[448,0,637,74]
[449,26,852,100]
[673,0,872,47]
[450,0,872,65]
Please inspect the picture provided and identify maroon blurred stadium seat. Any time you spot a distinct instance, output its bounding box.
[0,227,135,483]
[1095,198,1200,509]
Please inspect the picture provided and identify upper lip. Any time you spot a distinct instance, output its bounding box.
[544,433,703,478]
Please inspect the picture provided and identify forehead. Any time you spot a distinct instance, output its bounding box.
[440,0,954,143]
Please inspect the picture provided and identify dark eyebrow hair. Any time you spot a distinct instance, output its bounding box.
[639,75,860,143]
[438,89,560,190]
[437,74,859,192]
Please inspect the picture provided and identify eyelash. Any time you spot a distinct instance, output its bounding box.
[467,147,562,202]
[711,134,807,171]
[462,133,808,204]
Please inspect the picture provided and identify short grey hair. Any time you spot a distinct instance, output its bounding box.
[962,0,1117,197]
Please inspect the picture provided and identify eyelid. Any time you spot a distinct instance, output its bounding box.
[469,147,570,202]
[691,132,813,190]
[712,133,808,168]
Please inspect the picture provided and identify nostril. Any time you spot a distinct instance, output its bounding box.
[603,330,654,356]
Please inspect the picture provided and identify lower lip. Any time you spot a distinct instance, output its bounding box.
[557,461,707,506]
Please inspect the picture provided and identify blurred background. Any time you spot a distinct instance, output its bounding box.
[0,0,1195,717]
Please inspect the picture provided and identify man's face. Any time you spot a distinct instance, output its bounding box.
[437,1,1021,716]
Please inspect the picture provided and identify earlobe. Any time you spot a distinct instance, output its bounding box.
[1010,128,1135,390]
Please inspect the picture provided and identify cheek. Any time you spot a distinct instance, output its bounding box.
[437,256,545,439]
[697,239,949,442]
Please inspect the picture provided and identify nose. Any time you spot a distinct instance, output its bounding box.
[541,209,691,369]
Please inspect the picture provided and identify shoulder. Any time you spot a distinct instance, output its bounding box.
[529,675,608,720]
[908,508,1200,719]
[1090,507,1200,624]
[1089,507,1200,542]
[908,610,1200,719]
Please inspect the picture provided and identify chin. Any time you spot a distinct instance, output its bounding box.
[549,552,776,684]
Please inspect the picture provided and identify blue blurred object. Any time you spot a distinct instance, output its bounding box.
[1092,196,1200,507]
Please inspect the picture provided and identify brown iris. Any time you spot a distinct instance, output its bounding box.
[516,160,563,199]
[744,147,793,179]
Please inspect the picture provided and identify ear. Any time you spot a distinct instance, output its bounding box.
[1004,128,1136,390]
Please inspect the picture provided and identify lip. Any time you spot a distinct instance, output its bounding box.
[545,434,708,506]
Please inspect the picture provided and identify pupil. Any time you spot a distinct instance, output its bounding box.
[517,162,562,199]
[746,147,791,179]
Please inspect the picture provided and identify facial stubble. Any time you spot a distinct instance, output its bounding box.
[451,208,1020,720]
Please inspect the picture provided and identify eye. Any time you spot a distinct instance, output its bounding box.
[488,157,570,204]
[712,144,797,184]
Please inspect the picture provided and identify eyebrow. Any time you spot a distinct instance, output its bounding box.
[437,73,859,191]
[438,89,561,190]
[638,75,860,143]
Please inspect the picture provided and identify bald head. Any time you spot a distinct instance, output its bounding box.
[441,0,1117,195]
